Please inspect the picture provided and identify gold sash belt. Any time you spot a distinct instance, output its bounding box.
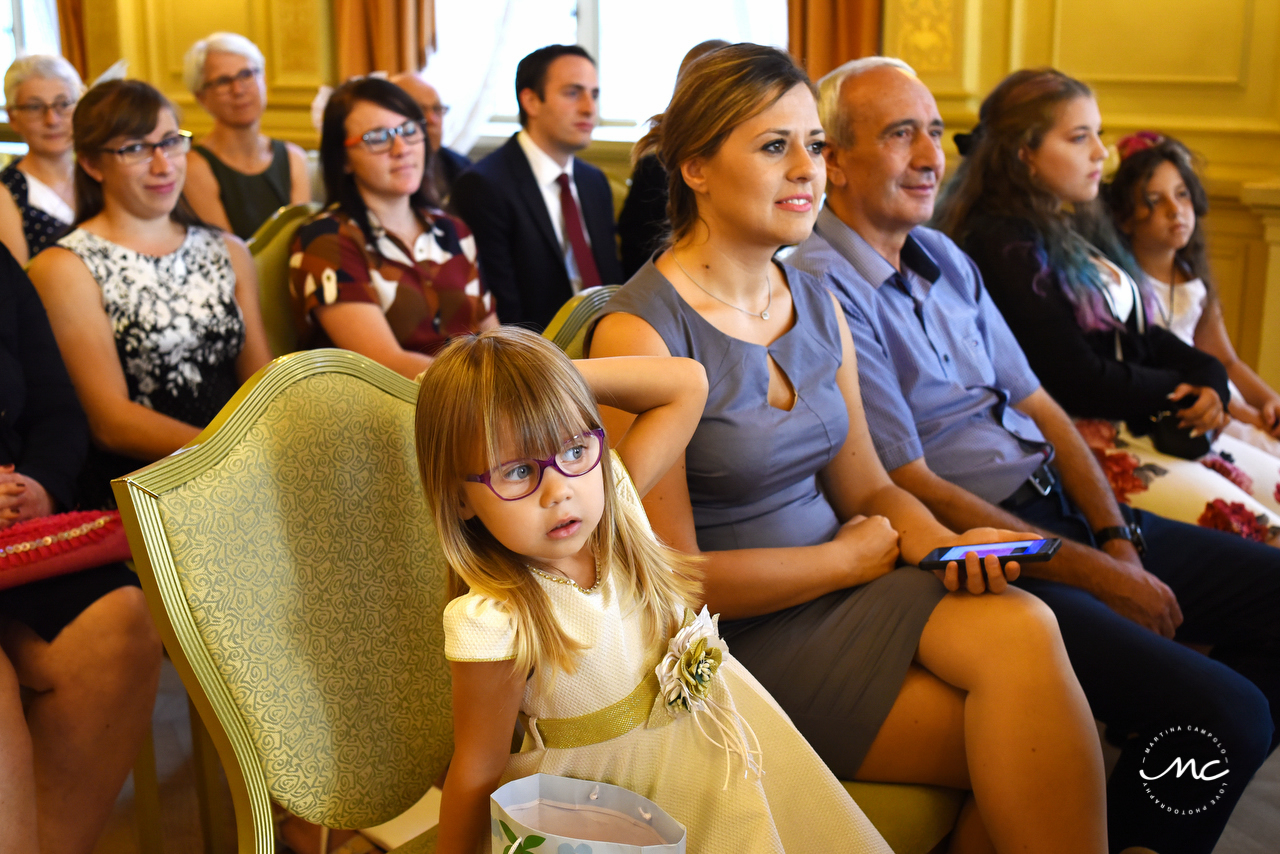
[528,671,660,749]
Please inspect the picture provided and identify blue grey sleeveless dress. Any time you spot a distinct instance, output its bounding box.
[602,261,947,776]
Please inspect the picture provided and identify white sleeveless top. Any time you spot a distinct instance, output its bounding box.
[1143,272,1209,346]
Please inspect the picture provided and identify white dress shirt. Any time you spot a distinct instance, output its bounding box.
[517,130,592,293]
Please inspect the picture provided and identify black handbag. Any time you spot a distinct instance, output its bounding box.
[1148,395,1214,460]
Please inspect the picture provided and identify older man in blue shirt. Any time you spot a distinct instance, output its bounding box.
[789,57,1280,854]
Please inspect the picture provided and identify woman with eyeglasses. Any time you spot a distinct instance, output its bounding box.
[27,79,272,509]
[290,77,497,379]
[0,55,82,264]
[181,32,311,239]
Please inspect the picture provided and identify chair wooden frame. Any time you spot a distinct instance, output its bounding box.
[113,350,424,854]
[246,202,321,358]
[543,285,621,358]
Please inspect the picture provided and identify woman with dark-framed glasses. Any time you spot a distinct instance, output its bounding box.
[27,79,272,509]
[290,77,497,379]
[182,32,311,239]
[0,55,82,264]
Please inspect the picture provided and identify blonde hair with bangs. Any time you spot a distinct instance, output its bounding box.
[415,327,701,678]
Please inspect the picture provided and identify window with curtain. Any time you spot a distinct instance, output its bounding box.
[429,0,787,152]
[0,0,61,106]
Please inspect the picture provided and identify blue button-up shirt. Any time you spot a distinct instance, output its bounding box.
[788,207,1051,504]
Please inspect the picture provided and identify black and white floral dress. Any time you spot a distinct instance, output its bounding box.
[57,226,245,505]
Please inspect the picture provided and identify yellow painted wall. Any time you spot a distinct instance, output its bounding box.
[82,0,333,149]
[885,0,1280,382]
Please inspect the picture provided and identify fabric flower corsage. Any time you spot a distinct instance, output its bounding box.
[656,606,725,714]
[655,606,762,786]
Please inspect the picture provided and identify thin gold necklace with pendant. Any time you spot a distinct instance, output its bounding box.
[672,252,773,321]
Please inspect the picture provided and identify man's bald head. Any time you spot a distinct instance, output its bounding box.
[817,57,918,148]
[390,71,446,150]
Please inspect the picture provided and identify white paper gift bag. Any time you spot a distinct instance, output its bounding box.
[490,773,686,853]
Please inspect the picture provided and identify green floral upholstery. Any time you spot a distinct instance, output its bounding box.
[115,350,450,848]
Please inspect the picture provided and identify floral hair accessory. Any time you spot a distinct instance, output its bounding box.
[1117,131,1165,162]
[655,606,762,787]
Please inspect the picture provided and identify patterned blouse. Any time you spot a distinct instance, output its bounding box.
[56,227,246,427]
[289,206,495,355]
[0,162,71,257]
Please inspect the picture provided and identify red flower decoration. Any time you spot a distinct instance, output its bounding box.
[1197,499,1270,542]
[1117,131,1165,161]
[1092,448,1148,504]
[1201,454,1254,495]
[1075,419,1118,451]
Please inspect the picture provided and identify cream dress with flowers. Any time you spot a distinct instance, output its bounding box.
[444,566,891,854]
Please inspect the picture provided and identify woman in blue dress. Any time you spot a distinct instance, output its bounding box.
[590,44,1107,854]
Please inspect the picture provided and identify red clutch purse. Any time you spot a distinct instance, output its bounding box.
[0,510,132,591]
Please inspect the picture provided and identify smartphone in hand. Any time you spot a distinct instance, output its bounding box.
[919,538,1061,573]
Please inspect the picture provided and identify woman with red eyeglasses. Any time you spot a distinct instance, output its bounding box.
[290,77,497,379]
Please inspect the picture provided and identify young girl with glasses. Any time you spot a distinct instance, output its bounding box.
[416,326,892,854]
[291,77,497,380]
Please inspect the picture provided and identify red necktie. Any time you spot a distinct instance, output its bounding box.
[556,172,602,290]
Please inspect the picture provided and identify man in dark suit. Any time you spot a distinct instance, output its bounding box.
[388,71,472,208]
[451,45,623,331]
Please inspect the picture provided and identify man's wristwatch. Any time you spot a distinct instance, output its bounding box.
[1094,524,1147,556]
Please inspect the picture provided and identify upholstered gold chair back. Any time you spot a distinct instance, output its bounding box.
[114,350,448,852]
[542,284,620,359]
[247,202,320,358]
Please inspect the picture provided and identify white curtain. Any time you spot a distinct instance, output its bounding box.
[430,0,519,156]
[20,0,62,56]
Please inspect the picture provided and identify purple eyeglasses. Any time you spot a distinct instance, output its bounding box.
[466,428,605,500]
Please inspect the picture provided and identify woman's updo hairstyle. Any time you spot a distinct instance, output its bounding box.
[635,43,814,245]
[72,78,205,228]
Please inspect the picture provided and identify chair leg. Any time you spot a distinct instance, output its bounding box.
[189,696,235,854]
[133,723,165,854]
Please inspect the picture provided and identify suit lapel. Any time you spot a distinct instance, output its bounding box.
[502,135,562,258]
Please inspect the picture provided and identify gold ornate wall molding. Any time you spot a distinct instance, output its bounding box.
[890,0,956,73]
[885,0,983,99]
[85,0,334,147]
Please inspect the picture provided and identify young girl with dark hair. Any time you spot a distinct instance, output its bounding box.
[28,78,272,509]
[937,68,1280,536]
[290,77,496,379]
[1108,132,1280,457]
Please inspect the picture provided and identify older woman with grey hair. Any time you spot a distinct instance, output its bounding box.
[0,55,82,264]
[182,31,310,238]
